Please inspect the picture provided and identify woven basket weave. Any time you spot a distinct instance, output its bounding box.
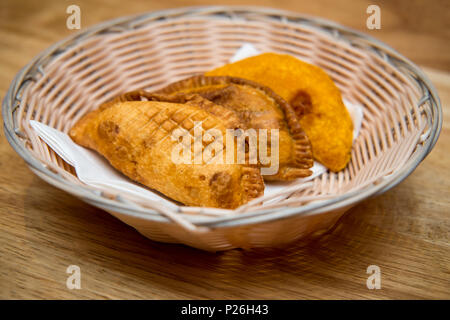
[3,6,442,251]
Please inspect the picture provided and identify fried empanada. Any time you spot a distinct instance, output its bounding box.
[156,75,314,181]
[206,53,354,172]
[69,100,264,209]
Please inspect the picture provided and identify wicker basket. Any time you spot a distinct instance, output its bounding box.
[3,6,442,251]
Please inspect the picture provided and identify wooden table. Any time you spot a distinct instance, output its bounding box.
[1,0,449,299]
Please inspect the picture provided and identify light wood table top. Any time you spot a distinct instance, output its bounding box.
[0,0,449,299]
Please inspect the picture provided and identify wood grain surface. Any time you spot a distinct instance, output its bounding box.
[0,0,449,299]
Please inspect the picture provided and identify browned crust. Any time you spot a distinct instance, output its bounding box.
[157,75,314,172]
[72,96,265,208]
[120,91,266,201]
[100,90,244,130]
[240,166,265,203]
[157,75,290,114]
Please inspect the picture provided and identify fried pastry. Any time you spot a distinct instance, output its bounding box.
[156,75,314,181]
[69,100,264,209]
[103,90,244,130]
[206,53,354,172]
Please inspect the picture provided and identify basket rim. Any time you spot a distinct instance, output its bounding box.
[2,5,442,229]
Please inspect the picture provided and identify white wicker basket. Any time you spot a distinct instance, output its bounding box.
[2,6,442,251]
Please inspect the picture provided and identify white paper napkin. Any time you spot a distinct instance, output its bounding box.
[30,44,363,208]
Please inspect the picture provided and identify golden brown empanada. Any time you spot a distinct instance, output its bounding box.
[156,75,314,181]
[70,100,264,209]
[206,53,354,172]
